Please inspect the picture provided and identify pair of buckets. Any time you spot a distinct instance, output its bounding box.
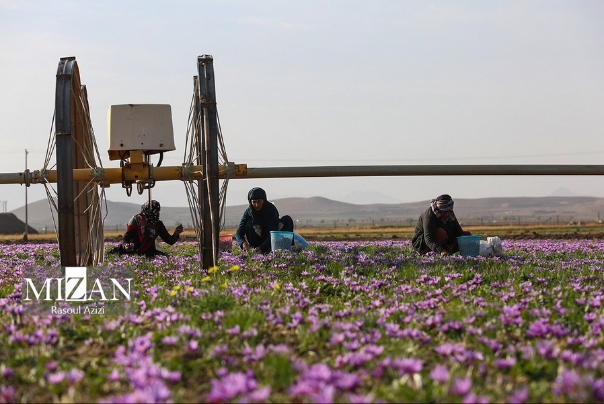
[219,232,309,252]
[270,231,309,250]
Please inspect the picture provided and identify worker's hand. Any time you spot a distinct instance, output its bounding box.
[124,243,135,252]
[242,241,250,250]
[253,247,262,253]
[174,224,184,236]
[440,250,449,256]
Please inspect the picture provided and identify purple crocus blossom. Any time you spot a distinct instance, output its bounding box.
[161,336,179,346]
[107,368,121,382]
[45,371,65,385]
[430,365,449,384]
[206,371,268,402]
[509,386,529,403]
[450,377,472,396]
[0,385,16,404]
[0,366,13,379]
[494,358,517,370]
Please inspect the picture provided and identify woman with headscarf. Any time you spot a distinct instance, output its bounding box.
[411,194,471,256]
[235,187,294,253]
[111,200,184,257]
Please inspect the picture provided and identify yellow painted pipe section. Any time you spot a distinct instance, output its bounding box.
[37,164,247,184]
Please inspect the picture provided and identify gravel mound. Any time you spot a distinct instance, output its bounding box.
[0,213,38,235]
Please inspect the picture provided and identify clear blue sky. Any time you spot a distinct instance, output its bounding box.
[1,0,603,211]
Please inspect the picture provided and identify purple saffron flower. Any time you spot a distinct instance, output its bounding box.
[552,369,589,401]
[107,368,121,382]
[101,383,172,403]
[494,358,517,370]
[462,393,489,403]
[334,373,361,390]
[509,386,529,403]
[65,368,84,384]
[160,369,182,384]
[1,385,16,403]
[206,371,258,402]
[215,368,229,378]
[396,358,423,375]
[244,385,271,402]
[526,319,550,338]
[289,380,317,396]
[0,366,14,378]
[46,371,66,385]
[187,340,199,352]
[161,336,179,346]
[450,377,472,396]
[536,339,558,360]
[592,378,604,401]
[310,384,335,403]
[430,365,449,384]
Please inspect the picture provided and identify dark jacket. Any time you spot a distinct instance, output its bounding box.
[235,201,280,253]
[123,214,180,255]
[411,207,465,254]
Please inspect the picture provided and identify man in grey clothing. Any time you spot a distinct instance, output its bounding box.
[411,194,471,256]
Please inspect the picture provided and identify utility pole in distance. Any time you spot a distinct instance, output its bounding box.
[24,149,28,240]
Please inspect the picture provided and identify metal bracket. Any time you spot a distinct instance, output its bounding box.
[37,169,49,184]
[91,167,104,182]
[136,180,156,195]
[182,163,195,182]
[23,169,31,187]
[220,162,237,179]
[120,158,133,196]
[123,182,133,196]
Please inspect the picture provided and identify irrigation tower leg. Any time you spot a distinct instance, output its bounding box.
[197,55,220,269]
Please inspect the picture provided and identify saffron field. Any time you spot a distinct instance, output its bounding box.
[1,239,604,403]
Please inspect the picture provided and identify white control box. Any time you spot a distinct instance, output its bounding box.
[107,104,176,161]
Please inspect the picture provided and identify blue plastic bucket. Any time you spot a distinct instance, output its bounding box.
[270,231,294,250]
[457,235,481,257]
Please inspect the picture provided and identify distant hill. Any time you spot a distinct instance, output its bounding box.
[9,195,604,233]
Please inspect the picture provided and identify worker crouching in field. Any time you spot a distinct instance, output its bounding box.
[235,187,294,253]
[412,194,471,256]
[110,200,184,257]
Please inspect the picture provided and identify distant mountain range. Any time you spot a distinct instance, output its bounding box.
[9,196,604,232]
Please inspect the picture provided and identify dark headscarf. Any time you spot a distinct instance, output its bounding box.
[248,187,267,202]
[246,187,276,222]
[430,194,456,222]
[141,200,161,224]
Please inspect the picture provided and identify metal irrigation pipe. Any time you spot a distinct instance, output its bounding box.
[3,164,604,187]
[240,164,604,178]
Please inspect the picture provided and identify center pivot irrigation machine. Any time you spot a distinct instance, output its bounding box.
[1,55,604,269]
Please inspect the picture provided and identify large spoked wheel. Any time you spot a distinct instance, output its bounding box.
[54,57,104,267]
